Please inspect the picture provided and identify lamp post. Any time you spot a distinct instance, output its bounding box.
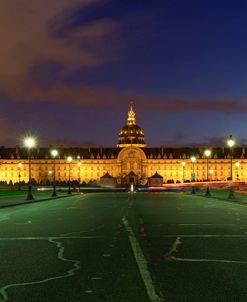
[181,161,186,182]
[51,149,58,197]
[235,162,240,180]
[18,163,22,191]
[190,156,196,181]
[204,149,211,181]
[67,156,72,194]
[227,135,235,181]
[24,137,36,200]
[77,156,81,193]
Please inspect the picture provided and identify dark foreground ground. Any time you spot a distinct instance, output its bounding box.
[1,192,247,301]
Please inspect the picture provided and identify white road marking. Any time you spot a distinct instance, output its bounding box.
[164,237,247,264]
[0,238,81,302]
[0,236,102,241]
[170,256,247,264]
[61,224,105,237]
[0,214,10,223]
[122,216,162,302]
[14,220,32,225]
[163,237,182,261]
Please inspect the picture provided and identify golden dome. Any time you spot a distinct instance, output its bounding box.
[117,99,146,148]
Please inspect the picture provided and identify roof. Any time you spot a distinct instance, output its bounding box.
[100,172,114,179]
[127,171,137,176]
[0,147,120,160]
[141,146,246,160]
[0,146,245,160]
[150,172,163,179]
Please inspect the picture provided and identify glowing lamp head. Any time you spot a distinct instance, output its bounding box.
[77,156,80,160]
[24,137,36,149]
[67,156,72,163]
[209,169,213,174]
[48,170,52,175]
[51,149,58,157]
[78,162,81,166]
[181,161,186,166]
[18,163,22,168]
[235,162,240,167]
[204,149,211,157]
[190,156,196,163]
[227,135,235,148]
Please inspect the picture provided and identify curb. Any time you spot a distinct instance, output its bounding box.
[190,192,247,206]
[0,194,79,209]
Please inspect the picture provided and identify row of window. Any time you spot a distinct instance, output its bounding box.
[149,166,243,170]
[1,166,115,171]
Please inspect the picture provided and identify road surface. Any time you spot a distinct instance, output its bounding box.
[1,192,247,301]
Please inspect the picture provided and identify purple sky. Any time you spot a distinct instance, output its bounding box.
[1,0,247,148]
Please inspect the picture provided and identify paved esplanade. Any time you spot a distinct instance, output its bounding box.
[1,193,247,301]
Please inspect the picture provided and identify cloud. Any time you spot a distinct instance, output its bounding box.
[0,0,122,96]
[1,83,125,107]
[0,119,18,145]
[0,0,246,116]
[162,133,247,148]
[138,96,247,114]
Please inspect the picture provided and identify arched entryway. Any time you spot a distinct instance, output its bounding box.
[117,146,147,185]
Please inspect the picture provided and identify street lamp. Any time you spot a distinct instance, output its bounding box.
[209,169,213,181]
[67,156,72,194]
[227,135,235,181]
[77,156,81,192]
[51,149,58,197]
[18,163,22,191]
[235,162,240,180]
[204,149,211,181]
[24,136,36,200]
[190,156,196,181]
[48,170,52,180]
[181,161,186,182]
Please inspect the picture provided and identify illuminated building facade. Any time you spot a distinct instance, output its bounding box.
[0,101,246,185]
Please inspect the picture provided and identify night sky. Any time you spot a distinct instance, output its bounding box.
[1,0,247,148]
